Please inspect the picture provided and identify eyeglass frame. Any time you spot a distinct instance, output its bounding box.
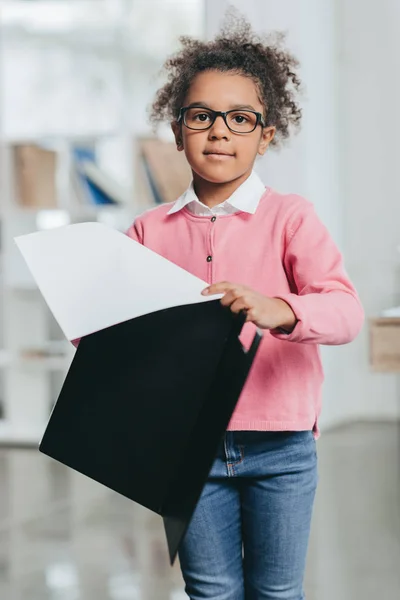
[177,105,267,134]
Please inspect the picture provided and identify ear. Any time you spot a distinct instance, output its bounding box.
[258,126,276,156]
[171,121,184,151]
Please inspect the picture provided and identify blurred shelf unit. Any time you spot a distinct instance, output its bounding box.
[0,135,192,446]
[0,0,204,450]
[0,136,135,446]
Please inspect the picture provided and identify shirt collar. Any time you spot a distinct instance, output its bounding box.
[167,171,266,216]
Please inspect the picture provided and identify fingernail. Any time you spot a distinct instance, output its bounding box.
[201,288,209,295]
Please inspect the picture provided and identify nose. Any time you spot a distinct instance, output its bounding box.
[208,114,230,140]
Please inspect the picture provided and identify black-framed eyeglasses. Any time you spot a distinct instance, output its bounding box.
[177,106,266,134]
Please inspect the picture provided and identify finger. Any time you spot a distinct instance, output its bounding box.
[201,281,239,296]
[229,298,250,314]
[220,289,242,307]
[245,308,257,322]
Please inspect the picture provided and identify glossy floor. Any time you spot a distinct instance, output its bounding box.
[0,422,399,600]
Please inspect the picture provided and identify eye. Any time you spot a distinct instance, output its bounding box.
[193,112,212,122]
[232,113,250,124]
[227,111,258,131]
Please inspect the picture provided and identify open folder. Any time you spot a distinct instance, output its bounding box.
[15,222,262,563]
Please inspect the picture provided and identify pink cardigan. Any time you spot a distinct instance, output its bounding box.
[127,188,364,435]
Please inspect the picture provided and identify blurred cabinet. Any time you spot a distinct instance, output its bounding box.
[370,318,400,372]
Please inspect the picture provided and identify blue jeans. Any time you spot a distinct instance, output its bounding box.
[178,430,318,600]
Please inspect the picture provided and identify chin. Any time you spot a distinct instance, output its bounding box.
[193,166,239,184]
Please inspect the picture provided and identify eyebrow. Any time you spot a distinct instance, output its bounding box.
[186,102,258,111]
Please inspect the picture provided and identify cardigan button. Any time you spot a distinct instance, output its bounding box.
[211,216,216,223]
[206,255,213,262]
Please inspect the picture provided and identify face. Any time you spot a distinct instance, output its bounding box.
[172,70,275,186]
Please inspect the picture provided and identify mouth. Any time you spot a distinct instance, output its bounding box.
[204,151,235,160]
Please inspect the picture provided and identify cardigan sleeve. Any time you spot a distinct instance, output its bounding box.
[270,204,364,345]
[126,218,144,244]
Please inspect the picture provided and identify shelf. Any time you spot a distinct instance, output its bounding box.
[0,421,42,447]
[2,129,122,143]
[0,350,72,372]
[17,356,72,372]
[0,203,128,218]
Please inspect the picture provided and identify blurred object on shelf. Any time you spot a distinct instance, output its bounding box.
[71,145,126,207]
[79,160,130,205]
[137,138,192,205]
[13,144,57,209]
[369,317,400,372]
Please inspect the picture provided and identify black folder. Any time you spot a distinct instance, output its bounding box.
[39,299,261,563]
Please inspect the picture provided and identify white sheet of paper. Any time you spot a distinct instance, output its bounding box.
[15,222,219,341]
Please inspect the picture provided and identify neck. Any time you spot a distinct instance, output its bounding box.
[192,170,252,208]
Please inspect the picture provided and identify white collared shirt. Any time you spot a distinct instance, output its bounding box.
[166,171,266,217]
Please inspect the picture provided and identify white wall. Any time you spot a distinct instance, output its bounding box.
[205,0,400,428]
[337,0,400,421]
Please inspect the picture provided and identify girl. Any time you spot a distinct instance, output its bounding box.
[127,17,364,600]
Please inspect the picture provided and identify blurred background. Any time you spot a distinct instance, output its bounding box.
[0,0,399,598]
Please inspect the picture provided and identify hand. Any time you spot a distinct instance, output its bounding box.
[202,281,297,331]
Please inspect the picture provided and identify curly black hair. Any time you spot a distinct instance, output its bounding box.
[150,12,302,147]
